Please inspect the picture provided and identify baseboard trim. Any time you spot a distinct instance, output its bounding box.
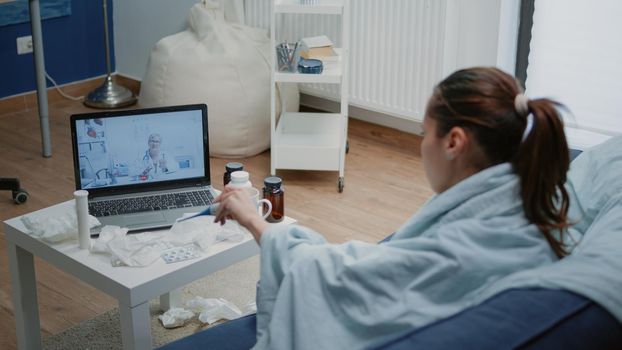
[2,79,419,136]
[299,93,423,135]
[115,74,142,97]
[0,74,142,116]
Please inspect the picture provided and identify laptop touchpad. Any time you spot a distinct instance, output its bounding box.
[124,212,167,226]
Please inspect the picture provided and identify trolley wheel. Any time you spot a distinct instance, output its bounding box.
[338,177,345,193]
[13,189,28,204]
[346,140,350,154]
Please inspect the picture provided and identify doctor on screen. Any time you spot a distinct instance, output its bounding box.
[133,133,177,180]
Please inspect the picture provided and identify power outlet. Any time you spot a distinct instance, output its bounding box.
[16,35,33,55]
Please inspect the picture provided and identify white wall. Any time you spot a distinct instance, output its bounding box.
[113,0,198,80]
[526,0,621,149]
[496,0,520,73]
[443,0,518,76]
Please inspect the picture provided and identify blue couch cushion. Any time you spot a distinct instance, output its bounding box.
[157,289,621,350]
[374,288,622,350]
[522,299,622,349]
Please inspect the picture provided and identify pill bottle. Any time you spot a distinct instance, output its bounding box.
[263,176,284,223]
[224,162,244,187]
[228,171,252,189]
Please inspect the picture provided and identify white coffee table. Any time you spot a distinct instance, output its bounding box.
[4,200,295,350]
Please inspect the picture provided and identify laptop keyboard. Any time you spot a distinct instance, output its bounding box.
[89,190,214,217]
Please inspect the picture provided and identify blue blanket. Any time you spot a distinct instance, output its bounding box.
[254,163,558,350]
[480,135,622,322]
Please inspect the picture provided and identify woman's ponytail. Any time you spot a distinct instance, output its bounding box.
[513,98,571,257]
[428,67,572,258]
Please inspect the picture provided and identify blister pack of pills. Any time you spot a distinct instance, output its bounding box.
[161,244,201,264]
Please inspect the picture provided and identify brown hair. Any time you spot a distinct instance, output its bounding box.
[427,67,570,258]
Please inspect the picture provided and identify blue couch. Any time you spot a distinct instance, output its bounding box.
[159,148,622,349]
[159,287,621,350]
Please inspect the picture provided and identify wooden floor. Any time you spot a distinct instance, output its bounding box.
[0,88,432,349]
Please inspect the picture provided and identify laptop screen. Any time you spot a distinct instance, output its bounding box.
[70,104,209,195]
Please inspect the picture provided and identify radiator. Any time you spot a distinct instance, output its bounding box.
[245,0,448,122]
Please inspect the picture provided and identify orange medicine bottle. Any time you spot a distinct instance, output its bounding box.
[263,176,284,223]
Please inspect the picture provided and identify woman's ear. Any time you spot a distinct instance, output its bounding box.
[444,126,469,160]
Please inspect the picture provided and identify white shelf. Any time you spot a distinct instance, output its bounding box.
[275,48,343,83]
[270,0,349,188]
[275,0,344,14]
[274,112,342,171]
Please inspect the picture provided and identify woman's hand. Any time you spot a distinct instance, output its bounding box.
[213,187,269,243]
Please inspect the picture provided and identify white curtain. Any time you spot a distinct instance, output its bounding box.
[526,0,622,149]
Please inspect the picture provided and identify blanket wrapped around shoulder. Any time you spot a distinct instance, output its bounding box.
[254,163,557,350]
[479,135,622,324]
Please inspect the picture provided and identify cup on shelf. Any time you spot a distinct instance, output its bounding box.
[276,42,300,73]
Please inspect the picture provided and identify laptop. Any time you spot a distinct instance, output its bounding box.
[70,104,216,233]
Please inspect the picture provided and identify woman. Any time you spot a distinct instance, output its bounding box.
[214,67,571,349]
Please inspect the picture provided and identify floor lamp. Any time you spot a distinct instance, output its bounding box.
[28,0,52,156]
[84,0,136,109]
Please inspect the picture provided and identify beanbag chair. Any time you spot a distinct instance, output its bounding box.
[140,0,299,157]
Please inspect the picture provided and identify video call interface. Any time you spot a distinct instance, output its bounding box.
[75,110,206,189]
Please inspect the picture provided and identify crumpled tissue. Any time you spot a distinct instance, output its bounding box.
[90,225,128,254]
[243,299,257,316]
[21,206,101,244]
[186,296,243,324]
[21,208,247,268]
[169,215,247,250]
[158,307,195,328]
[90,216,247,267]
[106,230,170,267]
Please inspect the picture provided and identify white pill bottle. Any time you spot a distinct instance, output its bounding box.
[227,171,253,189]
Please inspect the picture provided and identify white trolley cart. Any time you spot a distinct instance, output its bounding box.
[270,0,350,192]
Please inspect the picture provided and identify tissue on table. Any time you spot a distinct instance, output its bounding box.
[101,216,247,267]
[169,215,247,249]
[107,230,170,267]
[90,225,128,254]
[186,296,243,324]
[21,207,100,244]
[20,207,247,267]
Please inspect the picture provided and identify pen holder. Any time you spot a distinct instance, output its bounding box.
[276,43,299,72]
